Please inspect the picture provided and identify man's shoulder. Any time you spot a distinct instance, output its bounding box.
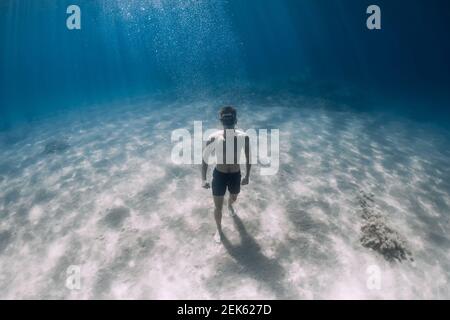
[207,129,248,141]
[235,129,248,137]
[207,130,223,141]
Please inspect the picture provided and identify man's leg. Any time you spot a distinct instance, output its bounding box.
[213,196,224,234]
[228,193,238,216]
[227,172,241,216]
[212,169,226,243]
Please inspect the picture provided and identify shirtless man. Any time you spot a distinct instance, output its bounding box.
[202,106,251,243]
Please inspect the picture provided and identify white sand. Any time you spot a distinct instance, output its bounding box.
[0,95,449,299]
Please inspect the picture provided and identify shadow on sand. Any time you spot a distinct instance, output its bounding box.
[220,215,292,299]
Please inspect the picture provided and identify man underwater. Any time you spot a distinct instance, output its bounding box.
[202,106,251,243]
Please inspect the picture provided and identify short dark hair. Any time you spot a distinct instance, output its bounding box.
[219,106,237,123]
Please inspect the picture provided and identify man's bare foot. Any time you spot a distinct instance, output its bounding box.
[228,204,237,217]
[214,231,222,243]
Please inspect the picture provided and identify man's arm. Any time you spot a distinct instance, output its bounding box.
[242,136,251,185]
[201,138,214,188]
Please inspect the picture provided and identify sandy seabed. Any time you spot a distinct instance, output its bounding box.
[0,94,449,299]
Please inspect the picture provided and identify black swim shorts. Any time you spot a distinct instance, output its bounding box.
[212,169,241,197]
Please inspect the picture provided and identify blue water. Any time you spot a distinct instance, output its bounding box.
[0,0,450,299]
[1,0,450,124]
